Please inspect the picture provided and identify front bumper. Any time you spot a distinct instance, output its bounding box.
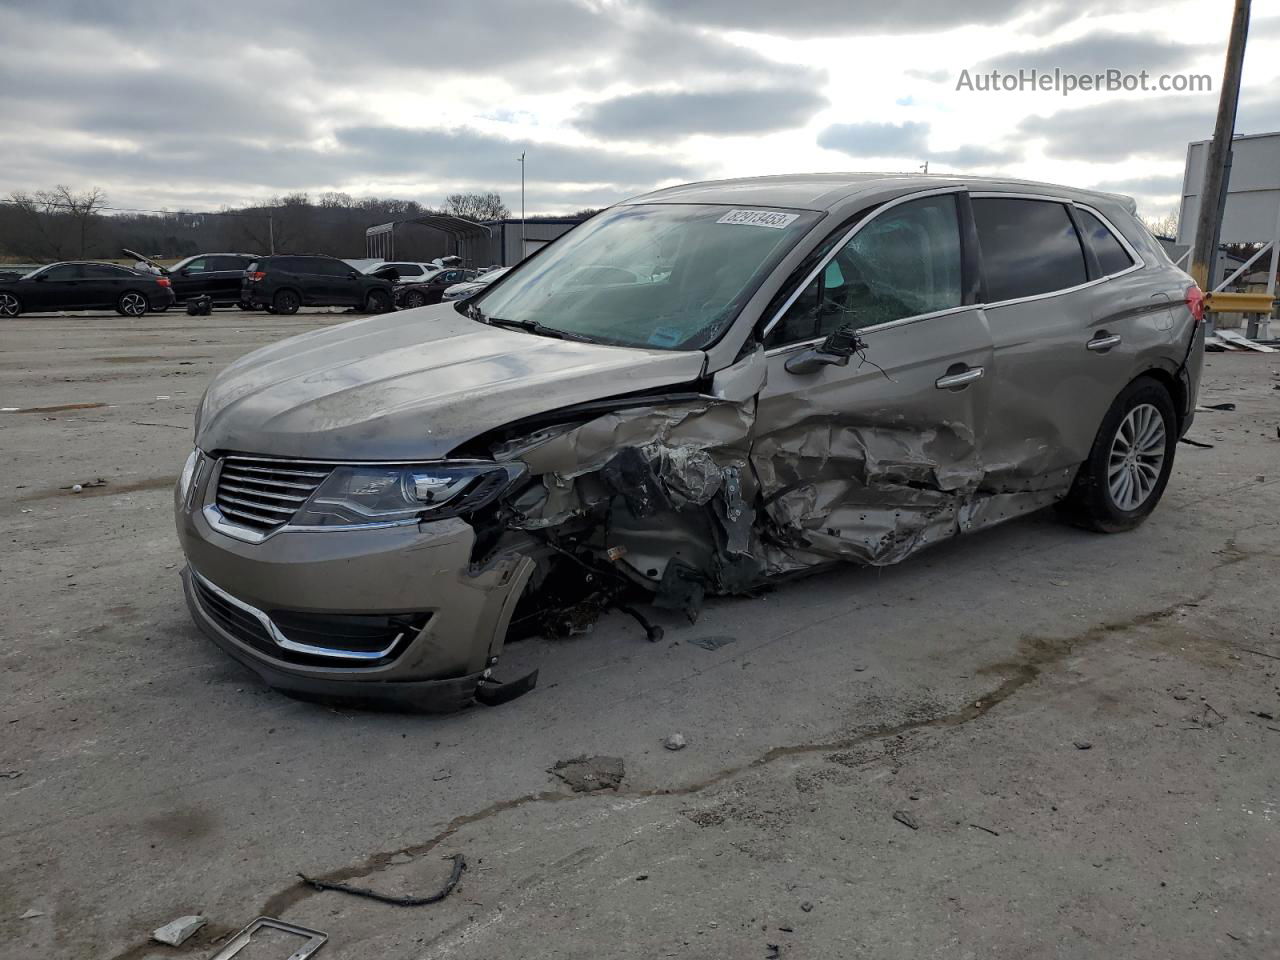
[175,469,536,711]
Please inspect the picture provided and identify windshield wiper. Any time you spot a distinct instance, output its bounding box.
[484,315,595,342]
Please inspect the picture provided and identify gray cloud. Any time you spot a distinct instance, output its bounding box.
[817,121,929,157]
[927,144,1021,167]
[636,0,1158,37]
[576,88,828,139]
[1018,90,1279,163]
[1089,174,1184,196]
[980,31,1215,74]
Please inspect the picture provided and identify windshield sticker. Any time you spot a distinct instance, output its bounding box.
[647,326,684,348]
[716,209,800,229]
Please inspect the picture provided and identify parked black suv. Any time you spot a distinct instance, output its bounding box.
[242,255,394,315]
[167,253,258,306]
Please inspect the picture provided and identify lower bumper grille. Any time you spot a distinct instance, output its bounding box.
[190,573,426,668]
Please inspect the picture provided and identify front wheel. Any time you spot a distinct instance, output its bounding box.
[272,290,300,315]
[1059,376,1176,533]
[402,289,426,309]
[117,291,148,317]
[0,292,21,318]
[365,289,391,314]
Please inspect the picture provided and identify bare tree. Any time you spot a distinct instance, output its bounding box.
[51,185,108,257]
[1141,206,1179,239]
[445,191,510,222]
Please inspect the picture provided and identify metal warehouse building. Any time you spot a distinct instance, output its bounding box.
[364,215,585,268]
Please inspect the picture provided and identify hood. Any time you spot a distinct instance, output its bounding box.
[196,305,706,460]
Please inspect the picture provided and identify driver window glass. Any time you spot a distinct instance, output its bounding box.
[43,264,84,281]
[184,258,208,273]
[765,195,962,347]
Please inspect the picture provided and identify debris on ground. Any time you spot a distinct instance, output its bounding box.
[892,810,919,830]
[969,823,1001,836]
[1073,740,1093,750]
[0,770,22,779]
[299,854,466,907]
[20,908,44,920]
[208,917,327,960]
[61,478,107,492]
[664,733,687,751]
[551,755,626,792]
[766,944,781,959]
[800,901,814,913]
[688,635,736,651]
[152,915,206,946]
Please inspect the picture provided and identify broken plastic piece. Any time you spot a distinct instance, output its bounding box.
[208,917,327,960]
[152,914,206,946]
[475,670,538,706]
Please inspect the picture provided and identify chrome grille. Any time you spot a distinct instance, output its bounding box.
[215,456,332,531]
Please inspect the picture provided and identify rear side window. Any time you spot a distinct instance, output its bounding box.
[973,198,1087,302]
[394,264,423,277]
[208,256,250,271]
[42,264,84,280]
[83,264,130,278]
[311,259,351,277]
[1075,209,1135,277]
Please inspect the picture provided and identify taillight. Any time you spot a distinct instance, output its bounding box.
[248,271,266,282]
[1185,284,1205,325]
[155,276,171,287]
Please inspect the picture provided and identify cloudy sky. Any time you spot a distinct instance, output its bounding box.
[1,0,1277,220]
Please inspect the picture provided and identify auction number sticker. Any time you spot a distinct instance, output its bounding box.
[716,209,799,229]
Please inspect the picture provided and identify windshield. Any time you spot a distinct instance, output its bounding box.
[471,203,819,350]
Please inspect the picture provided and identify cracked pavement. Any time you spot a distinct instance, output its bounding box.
[2,313,1279,959]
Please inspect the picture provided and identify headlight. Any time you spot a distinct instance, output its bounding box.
[293,461,525,527]
[178,449,201,503]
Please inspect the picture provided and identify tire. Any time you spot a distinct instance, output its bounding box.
[117,290,148,317]
[402,289,426,309]
[0,292,21,318]
[365,289,391,314]
[1059,376,1177,533]
[272,289,300,315]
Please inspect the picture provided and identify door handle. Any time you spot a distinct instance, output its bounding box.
[935,366,984,390]
[1087,333,1122,352]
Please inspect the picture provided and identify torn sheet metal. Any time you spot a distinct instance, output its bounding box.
[481,376,1073,615]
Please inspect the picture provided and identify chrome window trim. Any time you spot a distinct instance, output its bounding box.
[761,186,966,339]
[191,569,405,662]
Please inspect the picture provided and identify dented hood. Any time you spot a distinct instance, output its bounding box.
[196,305,706,460]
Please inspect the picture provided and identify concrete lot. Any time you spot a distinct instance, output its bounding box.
[2,311,1279,960]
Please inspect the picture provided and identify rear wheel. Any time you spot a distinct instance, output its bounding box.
[1059,376,1176,533]
[0,292,21,317]
[116,291,148,317]
[402,289,426,309]
[272,289,300,315]
[365,289,391,314]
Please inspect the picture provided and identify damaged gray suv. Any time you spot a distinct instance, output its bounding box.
[175,174,1205,711]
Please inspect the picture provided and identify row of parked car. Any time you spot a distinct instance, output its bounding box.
[0,252,506,318]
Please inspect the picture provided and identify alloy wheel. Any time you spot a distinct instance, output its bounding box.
[120,292,147,317]
[0,293,19,317]
[1107,402,1166,511]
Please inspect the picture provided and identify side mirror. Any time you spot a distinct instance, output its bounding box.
[34,274,47,282]
[179,268,191,276]
[784,322,863,375]
[349,270,359,278]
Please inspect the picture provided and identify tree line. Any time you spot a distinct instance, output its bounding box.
[0,186,600,263]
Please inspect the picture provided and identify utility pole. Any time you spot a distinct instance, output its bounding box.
[517,151,526,254]
[1189,0,1251,297]
[268,213,275,255]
